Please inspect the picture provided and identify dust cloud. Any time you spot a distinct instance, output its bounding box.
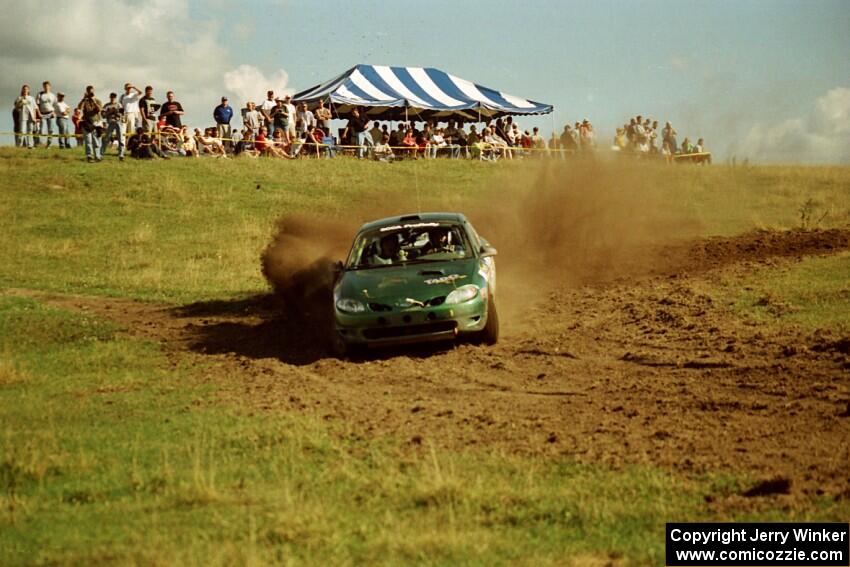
[465,160,700,326]
[261,160,700,332]
[260,215,355,340]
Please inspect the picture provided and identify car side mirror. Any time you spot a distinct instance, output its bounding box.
[479,245,498,258]
[333,260,344,274]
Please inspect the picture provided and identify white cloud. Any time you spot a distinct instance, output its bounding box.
[730,87,850,164]
[813,87,850,136]
[223,65,294,106]
[0,0,291,132]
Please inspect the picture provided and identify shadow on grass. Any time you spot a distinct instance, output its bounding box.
[172,293,453,366]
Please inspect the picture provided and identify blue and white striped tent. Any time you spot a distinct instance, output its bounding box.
[293,64,552,121]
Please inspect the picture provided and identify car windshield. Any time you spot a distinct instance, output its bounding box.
[347,222,470,269]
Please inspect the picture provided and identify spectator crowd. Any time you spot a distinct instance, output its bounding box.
[610,114,710,163]
[11,81,708,164]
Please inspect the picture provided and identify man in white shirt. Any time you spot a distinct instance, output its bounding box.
[283,95,296,138]
[260,90,277,137]
[120,83,142,135]
[54,92,72,149]
[35,81,57,147]
[243,101,261,134]
[15,84,38,149]
[429,128,447,158]
[295,102,315,136]
[373,133,394,162]
[633,119,647,152]
[530,126,545,151]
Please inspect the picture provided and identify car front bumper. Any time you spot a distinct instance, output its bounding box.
[335,295,488,347]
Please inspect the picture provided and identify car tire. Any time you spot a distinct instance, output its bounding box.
[478,296,499,345]
[332,335,365,360]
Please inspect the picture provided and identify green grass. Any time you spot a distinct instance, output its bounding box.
[2,296,846,565]
[2,150,850,563]
[1,148,848,303]
[0,148,490,302]
[715,251,850,331]
[669,164,850,235]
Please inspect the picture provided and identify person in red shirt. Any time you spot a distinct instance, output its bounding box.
[300,125,323,158]
[401,127,416,159]
[520,130,532,156]
[254,126,269,154]
[71,107,83,147]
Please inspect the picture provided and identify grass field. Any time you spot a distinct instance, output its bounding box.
[2,148,848,303]
[1,148,849,564]
[718,251,850,332]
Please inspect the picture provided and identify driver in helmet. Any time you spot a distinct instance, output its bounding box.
[370,233,406,265]
[422,227,455,255]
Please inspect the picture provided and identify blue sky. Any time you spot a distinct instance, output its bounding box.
[3,0,848,161]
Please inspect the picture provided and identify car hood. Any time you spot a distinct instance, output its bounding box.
[336,259,481,304]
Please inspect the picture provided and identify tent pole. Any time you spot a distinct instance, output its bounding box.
[552,110,557,157]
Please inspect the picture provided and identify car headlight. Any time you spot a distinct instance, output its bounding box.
[445,284,479,305]
[336,298,366,313]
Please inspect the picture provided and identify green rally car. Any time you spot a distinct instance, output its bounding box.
[333,212,498,352]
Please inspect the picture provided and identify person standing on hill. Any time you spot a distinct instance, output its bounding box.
[314,99,332,134]
[343,107,371,158]
[77,85,103,162]
[213,96,233,145]
[633,118,646,152]
[54,92,72,149]
[35,81,57,147]
[120,83,142,135]
[159,91,184,128]
[579,119,595,150]
[531,126,545,152]
[370,121,383,144]
[139,86,159,132]
[71,108,83,147]
[649,120,659,153]
[243,101,261,135]
[283,95,297,140]
[260,90,277,137]
[271,99,290,144]
[101,92,126,160]
[296,102,315,138]
[15,85,38,149]
[662,122,677,153]
[12,99,21,147]
[559,125,575,155]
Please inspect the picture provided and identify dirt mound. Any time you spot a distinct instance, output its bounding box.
[684,228,850,272]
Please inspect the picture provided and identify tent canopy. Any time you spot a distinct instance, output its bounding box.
[293,64,553,121]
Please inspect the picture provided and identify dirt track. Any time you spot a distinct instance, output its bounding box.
[13,228,850,501]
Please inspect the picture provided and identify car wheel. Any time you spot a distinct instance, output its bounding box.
[478,296,499,345]
[332,335,365,360]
